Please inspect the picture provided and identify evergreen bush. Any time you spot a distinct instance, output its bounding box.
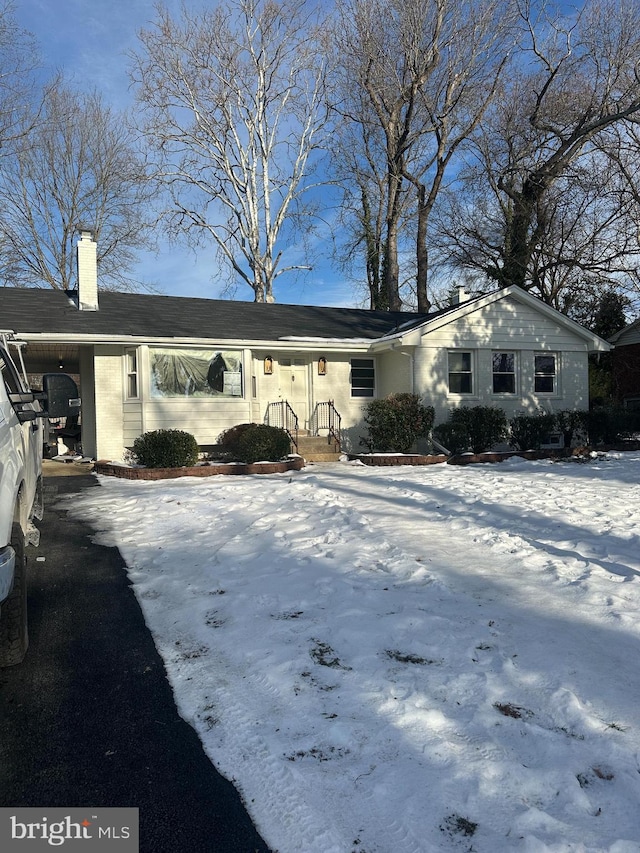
[217,423,257,458]
[235,424,292,464]
[586,407,640,445]
[132,429,199,468]
[360,393,435,453]
[554,410,589,448]
[434,406,508,454]
[508,413,556,451]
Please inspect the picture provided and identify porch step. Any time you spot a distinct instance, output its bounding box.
[294,434,341,463]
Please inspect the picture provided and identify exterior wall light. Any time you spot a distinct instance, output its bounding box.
[318,356,327,375]
[264,355,273,375]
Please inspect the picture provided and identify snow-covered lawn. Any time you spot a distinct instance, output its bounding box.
[66,454,640,853]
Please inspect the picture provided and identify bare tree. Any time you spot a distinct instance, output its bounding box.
[332,0,444,311]
[331,0,514,311]
[443,0,640,304]
[0,81,156,290]
[0,2,40,155]
[330,90,403,310]
[130,0,329,303]
[439,133,640,312]
[406,0,513,311]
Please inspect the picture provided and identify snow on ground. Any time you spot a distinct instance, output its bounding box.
[65,453,640,853]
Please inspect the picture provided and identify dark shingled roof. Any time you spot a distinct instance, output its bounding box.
[0,288,437,341]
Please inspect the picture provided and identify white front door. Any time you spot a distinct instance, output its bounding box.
[279,358,309,428]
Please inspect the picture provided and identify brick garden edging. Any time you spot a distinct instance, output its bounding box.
[348,454,448,466]
[94,457,305,480]
[348,450,571,467]
[348,447,638,466]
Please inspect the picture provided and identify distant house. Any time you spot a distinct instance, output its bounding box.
[609,320,640,410]
[0,232,610,461]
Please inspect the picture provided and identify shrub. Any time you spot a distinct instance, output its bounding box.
[509,413,557,451]
[432,420,468,454]
[554,410,589,448]
[360,393,435,453]
[235,424,292,464]
[217,423,258,458]
[585,407,640,445]
[132,429,199,468]
[434,406,508,454]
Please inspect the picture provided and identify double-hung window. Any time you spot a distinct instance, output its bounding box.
[125,348,139,399]
[351,358,375,397]
[448,351,473,394]
[492,352,516,394]
[534,353,557,393]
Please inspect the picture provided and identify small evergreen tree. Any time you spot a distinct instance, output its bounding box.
[361,393,434,453]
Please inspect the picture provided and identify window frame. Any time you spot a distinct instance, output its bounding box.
[534,352,557,394]
[448,350,474,395]
[350,357,375,398]
[148,347,244,399]
[124,348,139,400]
[492,351,516,395]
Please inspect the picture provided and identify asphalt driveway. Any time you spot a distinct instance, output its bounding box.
[0,470,270,853]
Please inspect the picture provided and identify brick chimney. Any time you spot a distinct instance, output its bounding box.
[76,228,98,311]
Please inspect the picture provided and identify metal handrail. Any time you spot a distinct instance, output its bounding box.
[310,400,342,449]
[266,400,299,452]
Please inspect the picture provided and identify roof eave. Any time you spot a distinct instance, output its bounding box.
[19,331,376,352]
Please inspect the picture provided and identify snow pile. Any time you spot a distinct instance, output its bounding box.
[66,453,640,852]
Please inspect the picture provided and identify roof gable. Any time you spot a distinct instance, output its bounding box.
[609,318,640,346]
[382,286,611,352]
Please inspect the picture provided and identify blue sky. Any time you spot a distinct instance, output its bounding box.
[14,0,358,307]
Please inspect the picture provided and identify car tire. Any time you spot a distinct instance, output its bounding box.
[0,521,28,667]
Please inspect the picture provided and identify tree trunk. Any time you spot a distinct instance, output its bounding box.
[500,180,540,290]
[361,186,387,310]
[384,167,403,311]
[384,225,401,311]
[415,185,431,312]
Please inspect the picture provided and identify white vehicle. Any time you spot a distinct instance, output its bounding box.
[0,332,79,666]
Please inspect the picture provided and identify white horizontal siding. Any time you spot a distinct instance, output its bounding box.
[140,399,253,446]
[425,297,590,352]
[377,350,412,397]
[614,325,640,346]
[415,298,592,425]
